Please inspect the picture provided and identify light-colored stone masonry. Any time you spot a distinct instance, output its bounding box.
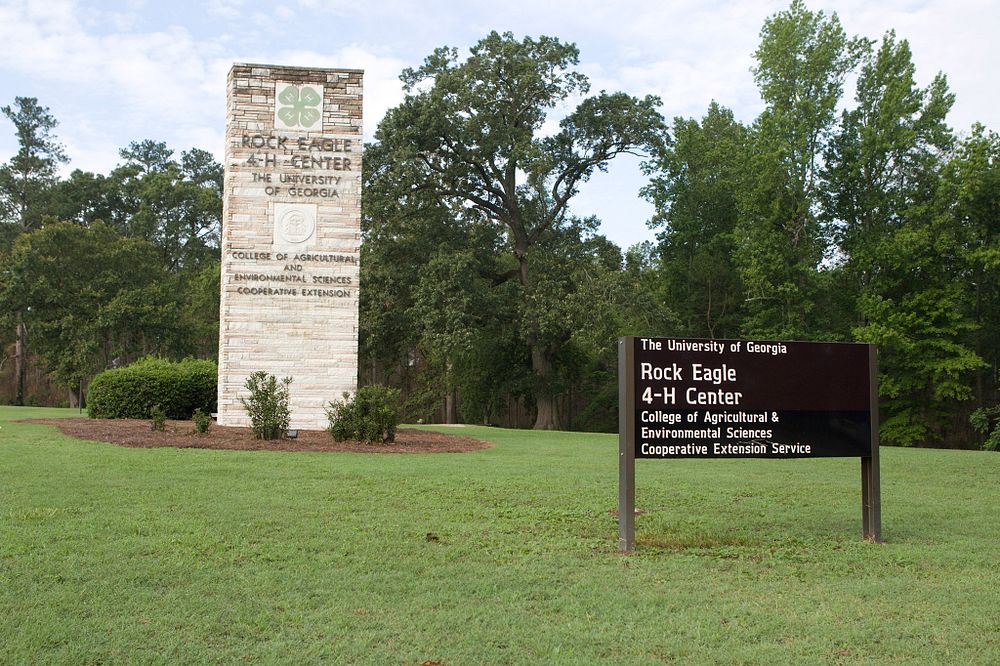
[218,63,362,430]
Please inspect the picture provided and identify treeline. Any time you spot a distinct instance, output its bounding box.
[0,128,222,406]
[640,3,1000,449]
[1,1,998,448]
[359,2,999,448]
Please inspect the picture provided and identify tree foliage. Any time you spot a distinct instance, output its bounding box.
[641,2,999,447]
[0,96,222,405]
[817,29,979,446]
[643,103,748,338]
[734,0,868,339]
[371,31,664,429]
[0,222,181,388]
[0,97,67,242]
[0,97,69,405]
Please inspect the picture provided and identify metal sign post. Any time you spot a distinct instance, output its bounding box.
[862,345,882,542]
[619,338,636,553]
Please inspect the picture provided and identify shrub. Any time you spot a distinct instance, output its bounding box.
[149,404,166,431]
[240,371,291,440]
[192,408,211,434]
[970,406,1000,452]
[88,357,217,420]
[326,385,401,444]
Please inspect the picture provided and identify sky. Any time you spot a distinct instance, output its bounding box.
[1,0,997,249]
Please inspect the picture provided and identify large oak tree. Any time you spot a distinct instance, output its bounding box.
[371,31,663,429]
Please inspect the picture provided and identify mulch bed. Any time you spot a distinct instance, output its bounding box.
[20,418,491,454]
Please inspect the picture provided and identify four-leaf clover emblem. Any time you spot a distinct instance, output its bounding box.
[276,84,322,129]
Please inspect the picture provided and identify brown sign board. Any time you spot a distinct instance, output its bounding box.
[617,336,881,551]
[630,337,873,458]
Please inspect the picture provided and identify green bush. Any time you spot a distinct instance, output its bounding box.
[240,371,291,440]
[192,408,211,434]
[970,406,1000,451]
[149,404,167,431]
[326,385,401,444]
[88,357,217,420]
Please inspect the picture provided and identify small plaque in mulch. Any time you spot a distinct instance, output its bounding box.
[19,418,490,454]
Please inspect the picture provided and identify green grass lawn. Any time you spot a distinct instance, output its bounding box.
[1,406,998,664]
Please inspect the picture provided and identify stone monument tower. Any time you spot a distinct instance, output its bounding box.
[217,63,363,430]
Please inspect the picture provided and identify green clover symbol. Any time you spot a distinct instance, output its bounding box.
[277,85,322,128]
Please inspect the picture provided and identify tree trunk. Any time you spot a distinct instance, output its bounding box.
[512,243,560,430]
[533,394,559,430]
[444,358,458,424]
[445,388,458,424]
[531,344,559,430]
[71,381,86,410]
[14,316,26,406]
[567,384,573,431]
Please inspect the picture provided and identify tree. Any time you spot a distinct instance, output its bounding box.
[0,97,68,405]
[614,242,682,339]
[47,169,115,226]
[0,222,181,405]
[943,125,1000,445]
[0,97,67,239]
[363,140,541,426]
[95,141,224,360]
[852,223,984,446]
[372,31,663,428]
[643,102,748,338]
[736,0,867,339]
[110,141,222,271]
[823,31,954,294]
[821,31,974,446]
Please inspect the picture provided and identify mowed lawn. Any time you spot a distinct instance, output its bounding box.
[1,406,998,664]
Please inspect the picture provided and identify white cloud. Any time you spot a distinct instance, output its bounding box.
[206,0,244,19]
[0,0,229,171]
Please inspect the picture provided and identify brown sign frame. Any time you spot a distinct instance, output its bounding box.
[618,336,881,552]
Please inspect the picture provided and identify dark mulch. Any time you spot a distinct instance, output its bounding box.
[20,418,491,454]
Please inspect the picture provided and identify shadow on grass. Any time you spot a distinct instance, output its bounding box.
[638,531,762,554]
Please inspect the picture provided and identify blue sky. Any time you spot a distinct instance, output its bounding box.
[1,0,997,249]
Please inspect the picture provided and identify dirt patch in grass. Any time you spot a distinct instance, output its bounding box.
[21,418,491,454]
